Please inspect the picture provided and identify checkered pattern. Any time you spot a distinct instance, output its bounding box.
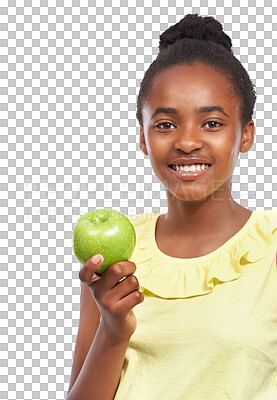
[0,1,276,399]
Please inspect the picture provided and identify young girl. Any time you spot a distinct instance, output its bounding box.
[66,14,277,400]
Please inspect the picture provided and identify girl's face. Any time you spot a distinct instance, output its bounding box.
[139,62,254,203]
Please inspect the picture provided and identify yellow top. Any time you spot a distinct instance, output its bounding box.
[114,210,277,400]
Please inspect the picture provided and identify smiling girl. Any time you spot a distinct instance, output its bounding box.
[66,14,277,400]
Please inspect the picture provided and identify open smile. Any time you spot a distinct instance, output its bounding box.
[168,164,213,180]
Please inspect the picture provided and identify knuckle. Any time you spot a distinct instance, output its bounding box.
[110,263,123,277]
[134,290,144,302]
[129,261,137,272]
[109,261,137,278]
[134,291,141,300]
[130,275,139,288]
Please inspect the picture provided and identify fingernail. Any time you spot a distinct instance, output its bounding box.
[91,254,101,264]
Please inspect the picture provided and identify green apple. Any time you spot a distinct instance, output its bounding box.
[72,209,136,274]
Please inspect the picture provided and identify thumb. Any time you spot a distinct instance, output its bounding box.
[79,254,104,285]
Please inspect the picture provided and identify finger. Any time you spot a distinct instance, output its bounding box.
[115,290,144,316]
[101,261,137,291]
[109,275,140,302]
[79,254,104,286]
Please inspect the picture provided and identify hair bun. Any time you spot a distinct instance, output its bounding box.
[159,14,232,53]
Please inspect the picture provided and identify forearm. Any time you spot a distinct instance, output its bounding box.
[65,322,130,400]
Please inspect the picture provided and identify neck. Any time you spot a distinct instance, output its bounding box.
[164,193,249,240]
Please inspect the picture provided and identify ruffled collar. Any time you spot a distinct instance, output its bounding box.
[129,210,277,299]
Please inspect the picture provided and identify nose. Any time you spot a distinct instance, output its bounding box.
[173,124,204,152]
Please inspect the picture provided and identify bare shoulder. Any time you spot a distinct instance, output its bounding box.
[67,282,101,394]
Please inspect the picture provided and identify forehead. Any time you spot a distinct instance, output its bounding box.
[147,62,237,106]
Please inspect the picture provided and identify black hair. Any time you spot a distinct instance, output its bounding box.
[136,14,256,130]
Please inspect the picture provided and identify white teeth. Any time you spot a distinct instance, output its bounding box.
[172,164,210,172]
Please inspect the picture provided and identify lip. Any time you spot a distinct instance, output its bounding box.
[167,164,212,180]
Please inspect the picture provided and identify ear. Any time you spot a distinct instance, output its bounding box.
[139,126,148,156]
[240,120,255,153]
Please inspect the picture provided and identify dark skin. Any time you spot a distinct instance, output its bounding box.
[67,62,277,400]
[139,62,255,258]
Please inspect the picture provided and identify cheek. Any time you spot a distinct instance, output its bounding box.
[215,134,240,165]
[225,140,241,169]
[147,136,166,159]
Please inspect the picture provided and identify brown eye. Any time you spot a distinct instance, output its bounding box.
[155,122,175,129]
[204,121,222,129]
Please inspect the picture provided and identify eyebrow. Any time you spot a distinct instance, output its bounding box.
[151,106,229,119]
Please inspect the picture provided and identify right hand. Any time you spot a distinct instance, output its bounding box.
[79,254,145,342]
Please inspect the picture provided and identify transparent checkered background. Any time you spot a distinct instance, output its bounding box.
[0,0,276,399]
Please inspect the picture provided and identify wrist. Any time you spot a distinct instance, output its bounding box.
[98,319,132,347]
